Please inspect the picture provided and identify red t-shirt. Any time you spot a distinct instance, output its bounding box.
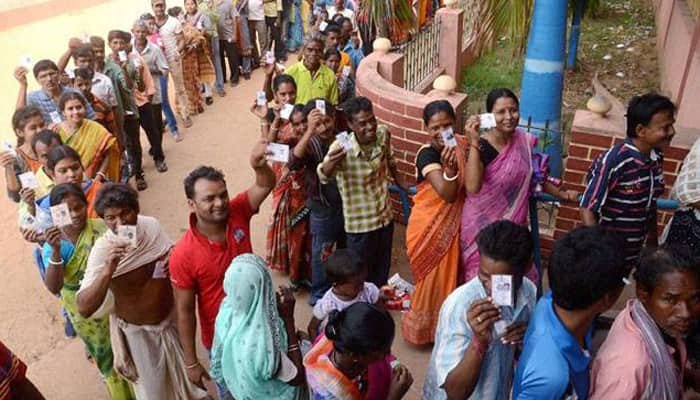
[170,191,256,349]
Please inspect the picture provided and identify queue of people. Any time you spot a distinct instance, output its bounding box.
[2,1,700,399]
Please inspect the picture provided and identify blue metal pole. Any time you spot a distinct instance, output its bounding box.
[567,0,584,69]
[519,0,569,178]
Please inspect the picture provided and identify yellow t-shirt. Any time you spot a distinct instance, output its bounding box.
[286,61,340,105]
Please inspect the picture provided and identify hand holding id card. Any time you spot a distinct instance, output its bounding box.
[479,113,497,130]
[50,203,72,228]
[315,99,326,115]
[440,127,457,148]
[266,143,290,163]
[117,225,137,248]
[336,131,353,152]
[18,172,39,189]
[256,91,267,107]
[491,274,514,307]
[280,104,294,120]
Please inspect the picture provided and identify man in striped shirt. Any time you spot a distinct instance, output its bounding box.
[580,93,676,267]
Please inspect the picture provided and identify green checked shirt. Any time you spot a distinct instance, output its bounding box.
[318,125,395,233]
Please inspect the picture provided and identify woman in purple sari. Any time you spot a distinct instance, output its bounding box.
[460,89,578,284]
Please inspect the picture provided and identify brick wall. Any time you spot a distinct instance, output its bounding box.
[553,110,695,243]
[355,51,468,221]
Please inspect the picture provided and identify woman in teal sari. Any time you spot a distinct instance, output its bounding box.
[210,253,307,399]
[41,183,134,400]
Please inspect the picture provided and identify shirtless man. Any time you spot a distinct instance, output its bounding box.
[76,183,209,400]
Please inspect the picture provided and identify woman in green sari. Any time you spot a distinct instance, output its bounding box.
[41,183,134,400]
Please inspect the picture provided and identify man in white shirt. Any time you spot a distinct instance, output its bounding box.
[247,0,267,66]
[152,0,193,128]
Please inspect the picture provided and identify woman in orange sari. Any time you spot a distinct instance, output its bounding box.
[402,100,466,345]
[57,92,120,183]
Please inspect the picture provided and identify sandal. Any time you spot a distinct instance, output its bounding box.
[155,160,168,173]
[135,175,148,191]
[183,117,193,128]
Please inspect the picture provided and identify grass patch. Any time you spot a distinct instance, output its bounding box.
[460,38,523,116]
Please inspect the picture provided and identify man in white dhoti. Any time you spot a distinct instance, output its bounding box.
[76,183,210,400]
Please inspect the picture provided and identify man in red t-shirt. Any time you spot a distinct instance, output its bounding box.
[169,139,275,393]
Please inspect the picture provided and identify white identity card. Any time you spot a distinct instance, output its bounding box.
[50,203,72,227]
[256,91,267,107]
[117,225,137,248]
[49,111,62,124]
[19,55,33,69]
[275,62,286,73]
[491,274,514,307]
[266,143,290,163]
[493,320,509,338]
[440,127,457,148]
[66,68,75,79]
[336,131,353,152]
[479,113,497,130]
[319,21,328,31]
[265,51,275,65]
[2,141,17,157]
[342,66,351,77]
[315,99,326,115]
[118,50,128,62]
[19,213,38,230]
[18,172,39,189]
[280,104,294,120]
[152,259,168,278]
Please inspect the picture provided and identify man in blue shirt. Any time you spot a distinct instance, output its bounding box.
[512,226,628,400]
[16,59,96,124]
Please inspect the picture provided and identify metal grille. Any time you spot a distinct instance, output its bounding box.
[393,18,441,92]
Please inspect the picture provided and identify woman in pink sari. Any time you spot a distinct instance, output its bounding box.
[460,89,578,284]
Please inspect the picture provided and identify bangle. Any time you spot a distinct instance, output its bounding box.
[49,258,64,266]
[287,344,300,353]
[96,171,106,180]
[185,361,200,369]
[443,171,458,181]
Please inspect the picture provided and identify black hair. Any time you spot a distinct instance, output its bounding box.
[140,12,155,21]
[325,303,394,355]
[339,17,352,27]
[331,13,345,24]
[107,30,123,42]
[343,96,373,122]
[476,220,533,274]
[50,182,87,207]
[486,88,519,113]
[74,44,95,60]
[303,98,336,117]
[90,35,105,49]
[120,31,133,43]
[272,74,297,93]
[167,6,183,17]
[94,183,140,217]
[324,47,341,60]
[549,226,628,311]
[184,166,226,199]
[58,91,87,112]
[31,130,63,154]
[290,104,306,121]
[324,21,342,35]
[625,93,676,138]
[47,145,82,172]
[12,106,44,146]
[635,244,699,292]
[33,59,59,79]
[74,67,95,81]
[422,100,456,125]
[324,249,366,285]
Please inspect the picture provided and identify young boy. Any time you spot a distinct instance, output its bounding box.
[288,98,345,305]
[512,226,628,399]
[423,220,537,400]
[318,96,407,287]
[580,93,676,267]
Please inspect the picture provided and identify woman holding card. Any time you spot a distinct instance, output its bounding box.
[56,92,120,183]
[460,88,577,285]
[41,183,135,399]
[3,106,46,203]
[403,100,465,345]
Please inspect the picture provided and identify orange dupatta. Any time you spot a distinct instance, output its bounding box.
[303,336,364,400]
[405,136,467,282]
